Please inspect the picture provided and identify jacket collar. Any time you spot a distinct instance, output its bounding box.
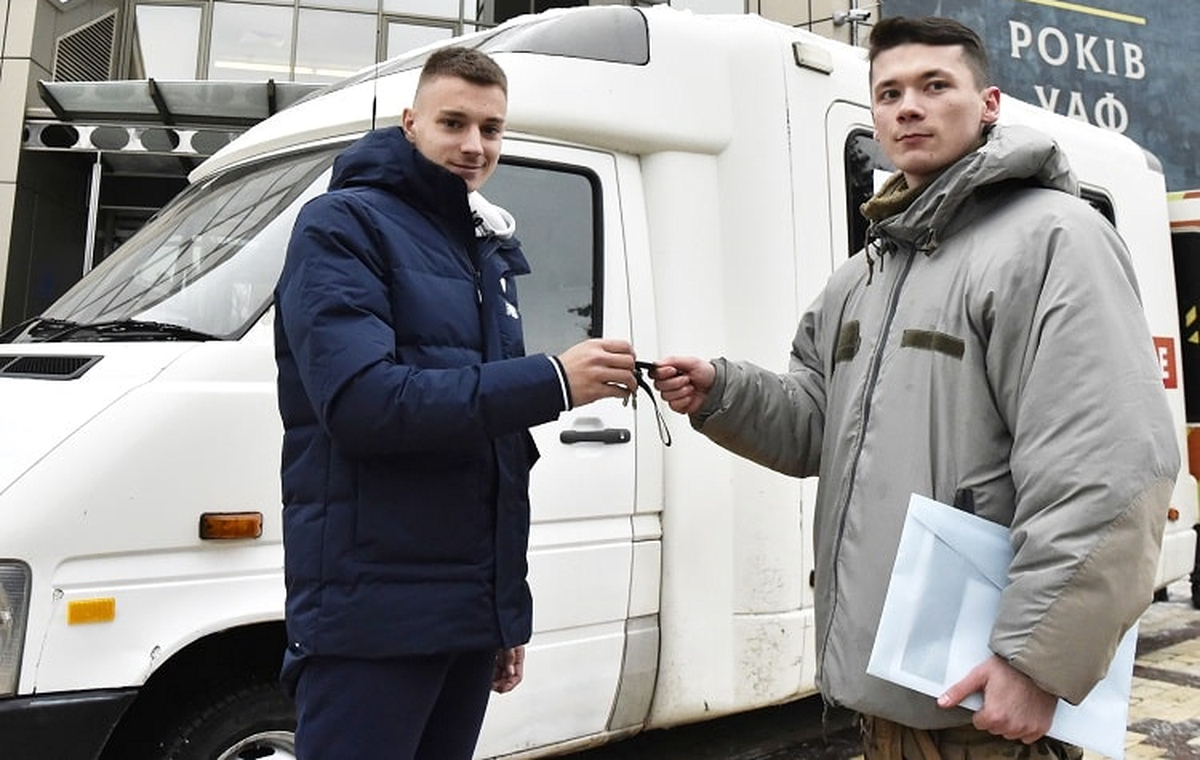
[329,127,478,252]
[866,124,1079,256]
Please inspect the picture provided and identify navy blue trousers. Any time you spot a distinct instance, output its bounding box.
[293,650,496,760]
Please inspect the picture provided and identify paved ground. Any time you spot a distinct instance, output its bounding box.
[567,579,1200,759]
[1100,580,1200,758]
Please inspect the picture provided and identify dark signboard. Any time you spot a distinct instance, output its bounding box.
[879,0,1200,191]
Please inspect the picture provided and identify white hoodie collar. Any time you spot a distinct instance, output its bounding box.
[468,191,517,239]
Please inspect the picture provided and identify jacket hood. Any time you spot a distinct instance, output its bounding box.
[330,126,451,194]
[328,127,516,242]
[329,127,472,231]
[871,124,1079,253]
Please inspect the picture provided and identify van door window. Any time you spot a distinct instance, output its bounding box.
[484,160,600,355]
[1079,188,1117,226]
[844,130,895,258]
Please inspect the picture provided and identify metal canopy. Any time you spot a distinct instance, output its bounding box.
[37,79,323,129]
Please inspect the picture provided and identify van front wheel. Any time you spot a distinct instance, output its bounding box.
[158,679,296,760]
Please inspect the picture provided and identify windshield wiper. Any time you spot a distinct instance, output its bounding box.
[20,318,219,343]
[0,317,78,343]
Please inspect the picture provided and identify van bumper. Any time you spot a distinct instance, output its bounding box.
[0,688,137,760]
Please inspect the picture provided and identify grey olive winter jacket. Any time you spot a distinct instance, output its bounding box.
[693,124,1178,728]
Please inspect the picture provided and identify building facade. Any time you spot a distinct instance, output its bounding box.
[882,0,1199,194]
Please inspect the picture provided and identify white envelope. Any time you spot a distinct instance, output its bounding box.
[866,493,1136,760]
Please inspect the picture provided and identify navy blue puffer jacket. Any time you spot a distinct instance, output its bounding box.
[274,127,565,664]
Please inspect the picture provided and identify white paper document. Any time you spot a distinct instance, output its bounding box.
[866,493,1137,759]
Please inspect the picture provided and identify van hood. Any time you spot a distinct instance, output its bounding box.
[0,344,195,493]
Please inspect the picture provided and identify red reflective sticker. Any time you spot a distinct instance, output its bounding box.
[1154,336,1178,389]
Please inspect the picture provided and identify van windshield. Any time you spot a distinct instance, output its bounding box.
[10,147,337,343]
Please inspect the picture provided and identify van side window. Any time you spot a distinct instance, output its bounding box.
[485,160,599,355]
[844,131,895,257]
[1080,189,1117,226]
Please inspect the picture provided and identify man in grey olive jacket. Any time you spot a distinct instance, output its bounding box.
[653,16,1178,758]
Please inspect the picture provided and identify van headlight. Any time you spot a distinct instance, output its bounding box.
[0,562,30,697]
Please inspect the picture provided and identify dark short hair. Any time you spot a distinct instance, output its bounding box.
[418,46,507,96]
[868,16,991,89]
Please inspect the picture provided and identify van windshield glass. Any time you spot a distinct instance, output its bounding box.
[32,148,337,341]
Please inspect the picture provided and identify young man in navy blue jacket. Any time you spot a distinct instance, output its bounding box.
[274,46,637,759]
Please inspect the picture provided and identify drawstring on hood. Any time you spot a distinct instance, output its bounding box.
[861,171,919,285]
[863,231,888,286]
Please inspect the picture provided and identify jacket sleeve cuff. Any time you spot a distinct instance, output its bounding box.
[548,355,573,411]
[691,358,727,430]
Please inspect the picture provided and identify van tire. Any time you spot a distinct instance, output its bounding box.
[157,678,296,760]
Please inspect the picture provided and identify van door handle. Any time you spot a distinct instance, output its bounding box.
[559,428,631,444]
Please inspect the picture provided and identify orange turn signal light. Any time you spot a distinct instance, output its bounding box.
[199,512,263,540]
[1167,507,1181,522]
[68,597,116,625]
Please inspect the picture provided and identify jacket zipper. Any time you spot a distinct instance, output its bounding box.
[816,247,917,688]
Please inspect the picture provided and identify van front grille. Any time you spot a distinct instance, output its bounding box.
[0,355,102,380]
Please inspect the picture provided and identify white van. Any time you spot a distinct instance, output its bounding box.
[1,6,1194,759]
